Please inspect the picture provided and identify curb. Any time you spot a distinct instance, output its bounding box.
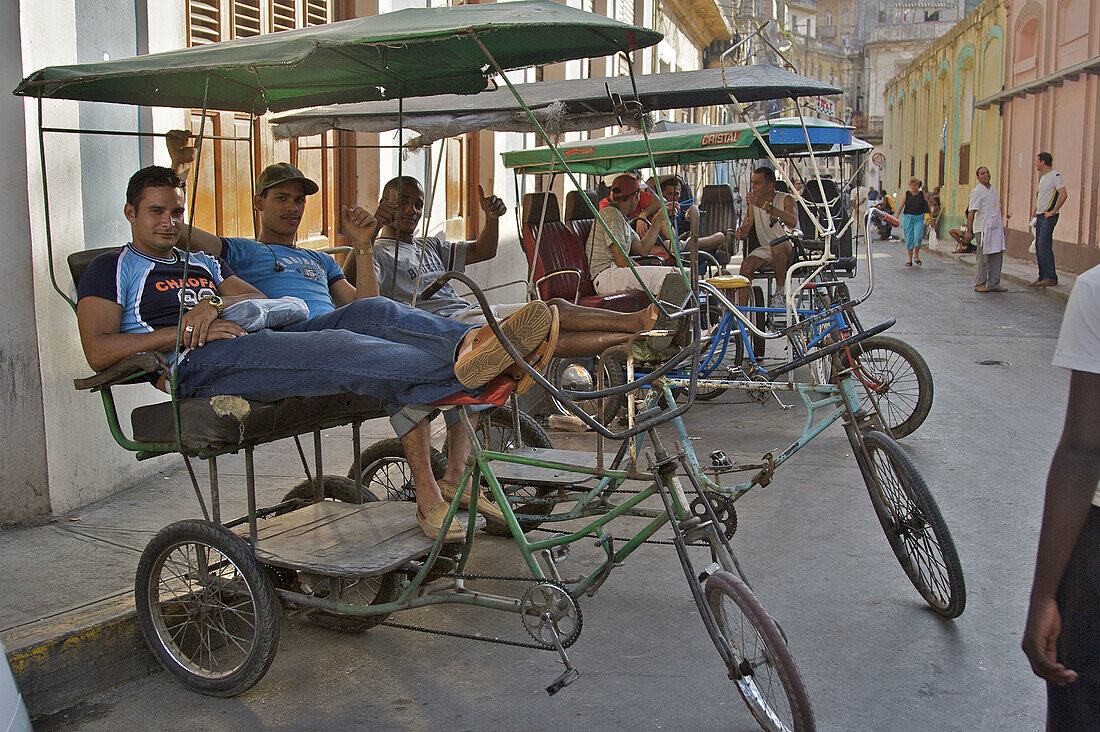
[1,596,156,718]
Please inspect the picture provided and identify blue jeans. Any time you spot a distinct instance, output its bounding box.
[176,297,476,404]
[1035,214,1059,283]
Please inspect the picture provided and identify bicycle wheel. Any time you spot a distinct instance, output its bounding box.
[705,571,815,731]
[856,430,965,618]
[476,409,557,536]
[135,520,280,697]
[548,355,625,425]
[840,335,933,438]
[280,478,403,631]
[346,438,447,502]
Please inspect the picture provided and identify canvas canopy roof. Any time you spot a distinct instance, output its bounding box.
[270,65,842,142]
[13,1,661,114]
[500,117,862,175]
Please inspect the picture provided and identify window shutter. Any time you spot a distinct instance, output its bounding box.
[270,0,297,31]
[232,0,262,38]
[187,0,221,46]
[305,0,330,25]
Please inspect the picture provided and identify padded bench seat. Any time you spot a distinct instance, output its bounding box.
[131,393,386,450]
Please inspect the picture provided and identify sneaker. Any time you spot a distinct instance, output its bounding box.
[1035,279,1057,287]
[974,285,990,293]
[990,285,1008,292]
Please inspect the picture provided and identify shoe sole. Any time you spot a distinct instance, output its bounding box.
[455,302,552,390]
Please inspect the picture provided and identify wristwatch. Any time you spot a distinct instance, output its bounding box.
[199,295,224,316]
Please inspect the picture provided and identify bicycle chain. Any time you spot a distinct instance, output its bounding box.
[380,572,578,651]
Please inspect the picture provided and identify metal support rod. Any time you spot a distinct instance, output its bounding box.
[352,421,363,504]
[245,447,258,547]
[40,126,249,141]
[313,430,324,501]
[208,456,221,525]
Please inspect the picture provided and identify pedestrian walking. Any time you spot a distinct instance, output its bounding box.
[1022,264,1100,729]
[900,178,930,266]
[1031,152,1068,287]
[961,166,1009,292]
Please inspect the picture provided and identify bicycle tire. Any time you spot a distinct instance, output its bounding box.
[548,355,625,425]
[705,571,815,731]
[346,438,447,502]
[280,477,403,632]
[135,519,280,696]
[856,430,966,618]
[841,335,933,438]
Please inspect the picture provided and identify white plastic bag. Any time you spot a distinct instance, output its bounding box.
[222,296,309,332]
[1028,216,1037,254]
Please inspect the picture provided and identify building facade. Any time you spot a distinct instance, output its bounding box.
[981,0,1100,271]
[882,0,1005,231]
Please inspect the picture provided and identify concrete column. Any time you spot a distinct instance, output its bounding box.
[0,0,50,523]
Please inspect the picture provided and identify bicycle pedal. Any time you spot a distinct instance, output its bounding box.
[546,667,580,696]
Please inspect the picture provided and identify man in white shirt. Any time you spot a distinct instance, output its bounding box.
[1023,265,1100,727]
[962,166,1009,293]
[1031,152,1068,287]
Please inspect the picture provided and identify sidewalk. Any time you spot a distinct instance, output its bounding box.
[922,230,1076,302]
[0,419,398,718]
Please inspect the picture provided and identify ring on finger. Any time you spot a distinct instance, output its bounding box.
[185,325,195,332]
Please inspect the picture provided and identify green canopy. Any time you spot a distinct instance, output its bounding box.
[501,118,859,175]
[13,1,661,114]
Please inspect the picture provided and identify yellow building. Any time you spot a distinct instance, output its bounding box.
[883,0,1006,233]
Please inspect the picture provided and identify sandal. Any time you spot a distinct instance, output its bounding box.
[906,261,912,267]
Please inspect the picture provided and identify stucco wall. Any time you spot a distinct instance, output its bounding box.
[17,0,182,518]
[1000,0,1100,273]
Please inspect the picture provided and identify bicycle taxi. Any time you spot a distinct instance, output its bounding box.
[274,37,963,725]
[274,46,962,620]
[14,5,831,730]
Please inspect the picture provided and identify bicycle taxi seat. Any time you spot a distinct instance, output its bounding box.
[69,247,391,454]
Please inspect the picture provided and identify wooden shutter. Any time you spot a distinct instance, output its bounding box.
[187,0,221,46]
[271,0,298,31]
[232,0,262,38]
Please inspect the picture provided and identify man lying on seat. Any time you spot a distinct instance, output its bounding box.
[733,166,798,308]
[340,175,674,509]
[77,165,552,540]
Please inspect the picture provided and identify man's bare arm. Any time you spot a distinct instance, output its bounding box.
[465,185,506,265]
[77,276,261,370]
[1023,369,1100,684]
[331,205,381,307]
[164,130,226,257]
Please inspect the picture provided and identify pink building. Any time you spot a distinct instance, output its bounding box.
[976,0,1100,272]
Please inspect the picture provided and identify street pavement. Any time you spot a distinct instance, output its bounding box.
[31,240,1069,731]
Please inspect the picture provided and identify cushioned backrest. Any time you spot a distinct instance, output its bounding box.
[701,184,738,238]
[563,190,598,221]
[520,220,594,301]
[523,192,560,224]
[69,247,121,288]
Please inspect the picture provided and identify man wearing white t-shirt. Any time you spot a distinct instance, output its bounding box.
[963,166,1009,293]
[1031,152,1068,287]
[1023,265,1100,727]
